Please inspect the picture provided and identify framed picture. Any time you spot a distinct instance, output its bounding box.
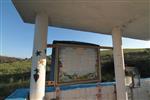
[53,42,101,85]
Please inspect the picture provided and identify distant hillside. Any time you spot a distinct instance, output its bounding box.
[100,48,150,81]
[0,48,147,63]
[0,56,24,63]
[123,48,146,53]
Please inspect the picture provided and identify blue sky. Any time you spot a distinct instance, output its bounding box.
[1,0,150,58]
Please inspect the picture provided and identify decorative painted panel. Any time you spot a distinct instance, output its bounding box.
[57,45,100,84]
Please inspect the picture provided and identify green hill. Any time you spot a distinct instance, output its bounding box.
[0,56,23,63]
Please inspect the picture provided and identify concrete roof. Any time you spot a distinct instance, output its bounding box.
[12,0,150,40]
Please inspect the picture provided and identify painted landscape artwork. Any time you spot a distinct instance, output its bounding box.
[58,46,100,83]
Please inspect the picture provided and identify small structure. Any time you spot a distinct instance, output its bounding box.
[7,0,150,100]
[49,41,101,85]
[125,67,140,88]
[45,41,116,100]
[125,67,141,100]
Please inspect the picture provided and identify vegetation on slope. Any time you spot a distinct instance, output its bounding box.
[101,48,150,82]
[0,56,24,63]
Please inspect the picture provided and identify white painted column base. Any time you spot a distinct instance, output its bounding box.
[30,13,48,100]
[112,27,128,100]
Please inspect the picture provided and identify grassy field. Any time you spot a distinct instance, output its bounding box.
[0,48,149,99]
[0,60,31,75]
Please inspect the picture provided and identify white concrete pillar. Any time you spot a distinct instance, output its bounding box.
[112,27,128,100]
[30,13,48,100]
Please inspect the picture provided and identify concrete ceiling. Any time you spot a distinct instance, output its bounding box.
[12,0,150,40]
